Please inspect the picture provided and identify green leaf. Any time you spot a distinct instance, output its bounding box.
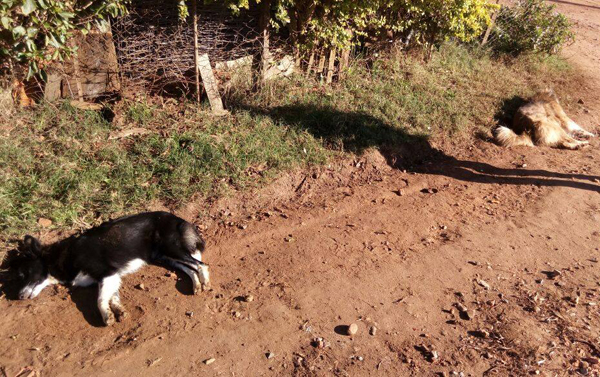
[22,0,37,16]
[12,26,26,38]
[26,27,38,38]
[1,16,10,29]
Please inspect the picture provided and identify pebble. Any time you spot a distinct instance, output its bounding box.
[243,295,254,302]
[136,283,146,290]
[312,337,325,348]
[545,270,562,279]
[204,358,215,365]
[455,303,468,313]
[579,361,590,375]
[477,279,490,290]
[37,218,53,228]
[470,329,489,338]
[369,326,377,336]
[266,352,275,359]
[347,323,359,335]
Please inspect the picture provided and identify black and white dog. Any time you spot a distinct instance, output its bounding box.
[3,212,209,326]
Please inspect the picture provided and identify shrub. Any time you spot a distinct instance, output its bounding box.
[489,0,573,55]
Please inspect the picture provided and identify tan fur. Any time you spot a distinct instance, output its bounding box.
[494,89,594,150]
[11,79,35,108]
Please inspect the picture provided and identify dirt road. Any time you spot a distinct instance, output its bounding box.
[2,2,600,376]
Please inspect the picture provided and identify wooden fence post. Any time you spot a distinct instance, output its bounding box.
[316,48,326,78]
[305,50,315,78]
[192,0,201,102]
[326,48,336,84]
[339,49,350,79]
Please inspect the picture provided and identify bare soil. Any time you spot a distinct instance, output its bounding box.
[2,2,600,376]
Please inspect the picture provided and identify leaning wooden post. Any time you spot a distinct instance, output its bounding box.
[198,54,225,114]
[192,0,201,102]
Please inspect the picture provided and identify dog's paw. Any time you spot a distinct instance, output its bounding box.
[573,130,596,139]
[114,309,128,323]
[102,311,116,326]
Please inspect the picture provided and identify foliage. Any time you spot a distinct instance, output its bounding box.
[0,0,128,78]
[178,0,496,51]
[489,0,573,54]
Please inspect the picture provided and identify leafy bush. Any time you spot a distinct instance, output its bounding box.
[0,0,128,78]
[489,0,573,54]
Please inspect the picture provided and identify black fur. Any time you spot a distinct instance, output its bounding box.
[3,212,208,320]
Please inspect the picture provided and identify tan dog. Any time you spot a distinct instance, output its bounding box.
[494,90,594,150]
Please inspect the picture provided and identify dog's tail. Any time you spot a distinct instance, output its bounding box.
[493,126,535,147]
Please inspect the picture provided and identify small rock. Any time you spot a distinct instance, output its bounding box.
[543,270,561,279]
[38,218,53,228]
[578,99,585,105]
[347,323,359,336]
[136,283,146,290]
[357,356,364,361]
[186,311,194,317]
[243,295,254,302]
[233,311,241,318]
[312,337,325,348]
[477,279,490,290]
[465,310,475,320]
[266,352,275,359]
[204,358,216,365]
[470,329,489,338]
[583,357,599,365]
[455,303,468,312]
[578,361,590,375]
[369,326,377,336]
[165,272,174,278]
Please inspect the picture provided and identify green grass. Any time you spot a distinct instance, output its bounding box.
[0,43,574,242]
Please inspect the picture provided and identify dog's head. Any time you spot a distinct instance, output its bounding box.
[2,236,48,299]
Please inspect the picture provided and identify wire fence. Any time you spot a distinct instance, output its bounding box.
[112,0,262,96]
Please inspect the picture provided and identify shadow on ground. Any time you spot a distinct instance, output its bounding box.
[234,102,600,193]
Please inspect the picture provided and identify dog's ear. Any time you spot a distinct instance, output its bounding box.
[0,249,23,270]
[22,235,42,257]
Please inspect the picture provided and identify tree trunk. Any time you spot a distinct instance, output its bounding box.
[253,0,272,90]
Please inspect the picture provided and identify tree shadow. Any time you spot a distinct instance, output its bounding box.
[233,103,600,193]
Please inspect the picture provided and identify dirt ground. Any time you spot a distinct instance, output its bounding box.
[2,1,600,376]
